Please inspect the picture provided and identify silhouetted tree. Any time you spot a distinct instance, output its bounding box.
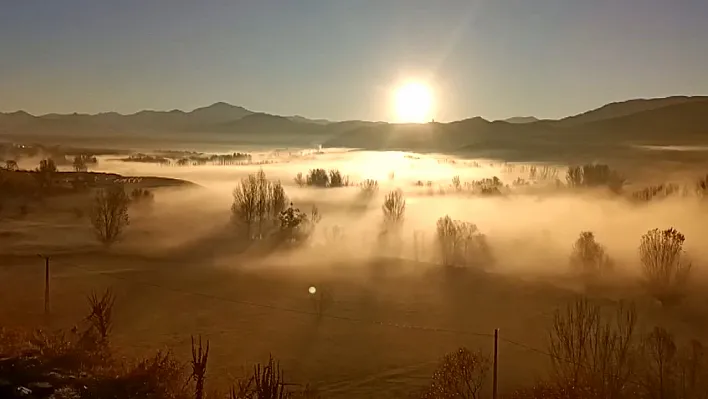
[35,158,57,191]
[232,170,288,239]
[640,228,692,306]
[4,160,18,171]
[73,155,88,172]
[422,347,490,399]
[359,179,379,200]
[306,169,329,188]
[382,189,405,232]
[570,231,613,284]
[436,215,491,268]
[90,184,130,246]
[566,164,625,193]
[549,298,637,398]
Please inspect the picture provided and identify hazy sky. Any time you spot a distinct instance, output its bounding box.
[2,0,707,122]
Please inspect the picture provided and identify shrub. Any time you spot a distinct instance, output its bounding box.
[4,160,18,171]
[381,189,405,232]
[278,203,320,244]
[230,355,292,399]
[639,228,691,306]
[306,169,329,188]
[359,179,379,199]
[90,184,130,246]
[451,175,461,191]
[435,216,491,268]
[130,188,155,207]
[294,172,305,188]
[421,347,490,399]
[570,231,613,284]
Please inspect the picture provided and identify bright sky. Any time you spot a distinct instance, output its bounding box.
[1,0,707,122]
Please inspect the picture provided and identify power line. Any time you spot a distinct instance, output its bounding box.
[33,258,652,390]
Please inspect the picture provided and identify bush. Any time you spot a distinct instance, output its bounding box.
[421,347,490,399]
[359,179,379,199]
[570,231,613,284]
[639,228,691,306]
[306,169,329,188]
[90,184,130,246]
[381,189,405,233]
[302,168,350,188]
[435,216,491,268]
[278,203,320,245]
[130,188,155,207]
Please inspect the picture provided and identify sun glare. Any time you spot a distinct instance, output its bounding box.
[394,82,433,123]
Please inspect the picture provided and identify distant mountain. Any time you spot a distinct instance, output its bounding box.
[3,96,708,159]
[556,96,708,127]
[502,116,539,124]
[323,98,708,159]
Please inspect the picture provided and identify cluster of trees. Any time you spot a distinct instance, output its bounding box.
[231,170,289,240]
[415,176,505,196]
[124,152,255,167]
[566,164,626,192]
[570,227,692,306]
[294,169,351,188]
[435,216,492,268]
[71,154,98,172]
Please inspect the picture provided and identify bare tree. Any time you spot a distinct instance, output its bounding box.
[231,355,293,399]
[232,173,259,239]
[549,298,637,399]
[359,179,379,200]
[89,184,130,246]
[73,155,88,172]
[436,215,491,268]
[35,158,57,191]
[422,347,491,399]
[641,327,679,399]
[639,228,691,306]
[4,160,18,171]
[294,172,305,188]
[85,288,115,345]
[382,189,406,230]
[191,335,210,399]
[255,169,272,238]
[233,170,288,239]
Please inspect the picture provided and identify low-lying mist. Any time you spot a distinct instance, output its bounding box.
[85,149,708,283]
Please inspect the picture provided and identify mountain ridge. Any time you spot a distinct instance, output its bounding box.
[2,96,708,154]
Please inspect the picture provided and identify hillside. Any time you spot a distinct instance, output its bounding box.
[554,95,708,127]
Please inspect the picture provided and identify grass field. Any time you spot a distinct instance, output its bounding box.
[3,149,708,398]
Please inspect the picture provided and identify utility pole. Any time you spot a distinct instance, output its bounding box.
[493,328,499,399]
[39,255,50,315]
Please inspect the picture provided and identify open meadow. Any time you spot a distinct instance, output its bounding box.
[4,144,708,398]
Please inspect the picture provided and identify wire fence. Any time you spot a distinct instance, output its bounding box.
[2,255,651,393]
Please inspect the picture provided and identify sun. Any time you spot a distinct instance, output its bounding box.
[394,82,433,123]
